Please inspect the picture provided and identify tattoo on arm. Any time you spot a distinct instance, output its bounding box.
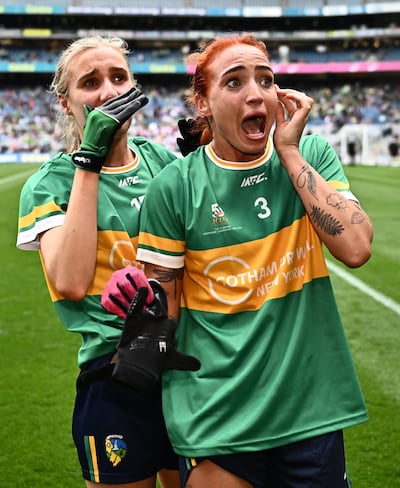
[152,267,183,299]
[326,193,348,209]
[310,205,345,236]
[326,196,365,224]
[349,201,365,224]
[296,165,318,200]
[351,211,365,224]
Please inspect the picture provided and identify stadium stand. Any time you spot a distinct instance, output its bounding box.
[0,0,399,163]
[1,81,399,161]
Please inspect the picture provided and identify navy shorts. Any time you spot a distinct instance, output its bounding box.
[179,431,351,488]
[72,354,178,484]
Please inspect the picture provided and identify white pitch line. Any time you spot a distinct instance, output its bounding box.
[0,170,36,186]
[327,259,400,316]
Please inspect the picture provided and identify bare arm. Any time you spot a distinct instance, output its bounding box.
[144,263,184,320]
[274,87,373,268]
[40,168,99,300]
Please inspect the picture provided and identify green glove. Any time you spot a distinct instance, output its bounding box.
[72,87,148,172]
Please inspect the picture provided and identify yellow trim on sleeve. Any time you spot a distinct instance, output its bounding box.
[139,231,185,254]
[19,200,62,229]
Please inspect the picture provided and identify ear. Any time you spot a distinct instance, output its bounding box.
[195,94,211,117]
[59,94,73,115]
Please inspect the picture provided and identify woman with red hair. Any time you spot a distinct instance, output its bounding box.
[107,33,373,488]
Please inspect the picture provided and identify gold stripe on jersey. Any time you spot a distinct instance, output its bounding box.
[182,215,327,314]
[139,231,185,255]
[18,200,61,230]
[328,179,350,191]
[43,230,139,302]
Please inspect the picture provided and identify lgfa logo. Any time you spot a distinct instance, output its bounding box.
[211,202,227,225]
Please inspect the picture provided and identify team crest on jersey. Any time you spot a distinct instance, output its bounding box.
[212,202,228,225]
[105,434,127,467]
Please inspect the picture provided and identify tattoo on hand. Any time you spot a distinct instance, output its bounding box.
[297,165,318,200]
[310,205,345,236]
[326,193,347,209]
[153,267,183,298]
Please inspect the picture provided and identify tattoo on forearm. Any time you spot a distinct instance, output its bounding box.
[152,267,183,298]
[326,193,347,209]
[310,205,345,236]
[297,165,318,200]
[351,211,365,224]
[349,201,365,224]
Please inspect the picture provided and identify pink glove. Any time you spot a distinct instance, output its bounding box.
[101,266,155,319]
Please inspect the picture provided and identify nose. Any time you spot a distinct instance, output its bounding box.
[99,80,119,103]
[245,80,264,104]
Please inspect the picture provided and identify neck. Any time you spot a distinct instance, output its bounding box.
[105,141,133,167]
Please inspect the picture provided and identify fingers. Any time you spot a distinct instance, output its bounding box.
[101,266,155,318]
[101,87,140,109]
[178,118,196,137]
[275,98,286,126]
[109,294,129,317]
[126,270,154,304]
[276,88,313,117]
[97,88,149,121]
[101,293,128,319]
[129,94,149,114]
[273,88,313,151]
[117,282,133,302]
[126,287,149,317]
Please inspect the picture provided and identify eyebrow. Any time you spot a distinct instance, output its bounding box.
[76,69,97,83]
[222,64,274,77]
[77,66,128,83]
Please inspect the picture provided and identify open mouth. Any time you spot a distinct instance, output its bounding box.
[242,116,266,136]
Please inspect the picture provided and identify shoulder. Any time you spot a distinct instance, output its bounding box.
[298,133,340,169]
[153,147,204,181]
[299,133,330,152]
[22,152,73,191]
[129,137,178,162]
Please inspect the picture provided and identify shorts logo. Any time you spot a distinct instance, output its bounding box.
[105,434,127,467]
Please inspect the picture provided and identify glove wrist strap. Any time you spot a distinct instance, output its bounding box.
[72,150,105,173]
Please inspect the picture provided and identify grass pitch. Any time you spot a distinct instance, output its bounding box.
[1,163,399,487]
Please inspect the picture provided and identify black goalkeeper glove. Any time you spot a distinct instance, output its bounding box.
[72,87,148,172]
[112,280,201,393]
[176,118,202,156]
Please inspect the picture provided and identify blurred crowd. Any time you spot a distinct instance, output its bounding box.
[0,81,399,155]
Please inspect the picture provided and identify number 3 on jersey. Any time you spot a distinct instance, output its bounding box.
[254,196,271,219]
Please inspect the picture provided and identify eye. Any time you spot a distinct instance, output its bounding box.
[113,74,127,83]
[226,78,240,88]
[82,78,97,88]
[260,77,274,88]
[110,68,130,84]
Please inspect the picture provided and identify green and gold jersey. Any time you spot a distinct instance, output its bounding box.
[137,134,368,456]
[17,137,177,366]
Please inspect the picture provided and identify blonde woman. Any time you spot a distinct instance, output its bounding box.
[17,34,180,488]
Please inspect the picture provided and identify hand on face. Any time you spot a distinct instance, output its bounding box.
[61,46,137,139]
[273,86,314,153]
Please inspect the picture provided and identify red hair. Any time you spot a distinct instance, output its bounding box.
[185,33,270,145]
